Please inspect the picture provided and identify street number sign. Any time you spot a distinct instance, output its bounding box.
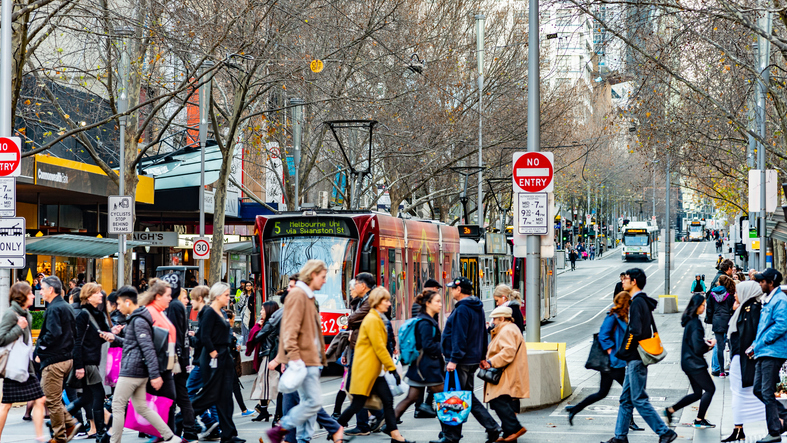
[193,237,210,260]
[0,177,16,217]
[108,195,133,234]
[513,152,554,193]
[0,217,26,269]
[517,193,548,235]
[0,137,21,177]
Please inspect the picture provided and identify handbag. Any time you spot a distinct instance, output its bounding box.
[5,334,31,382]
[585,333,612,372]
[279,359,307,393]
[105,347,123,387]
[476,367,502,384]
[637,317,666,366]
[124,393,174,437]
[434,371,472,426]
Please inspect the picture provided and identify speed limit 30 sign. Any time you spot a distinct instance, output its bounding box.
[193,237,210,260]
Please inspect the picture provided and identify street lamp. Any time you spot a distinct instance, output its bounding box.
[475,14,485,228]
[199,59,215,285]
[290,98,305,211]
[114,26,134,288]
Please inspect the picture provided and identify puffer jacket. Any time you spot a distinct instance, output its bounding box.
[245,308,283,371]
[115,307,162,379]
[753,288,787,359]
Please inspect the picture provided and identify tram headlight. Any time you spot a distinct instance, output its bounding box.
[337,315,349,329]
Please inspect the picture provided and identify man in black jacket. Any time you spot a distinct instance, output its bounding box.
[166,282,198,441]
[613,273,625,297]
[36,276,81,443]
[605,269,677,443]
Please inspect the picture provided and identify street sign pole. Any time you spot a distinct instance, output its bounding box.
[525,0,541,342]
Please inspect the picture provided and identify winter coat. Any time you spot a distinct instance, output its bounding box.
[442,295,487,365]
[616,292,658,362]
[199,307,230,356]
[597,312,627,369]
[35,295,77,369]
[613,282,624,298]
[0,301,35,374]
[349,308,396,396]
[116,307,162,379]
[706,286,735,334]
[72,304,110,369]
[276,282,327,367]
[405,313,444,385]
[246,308,283,371]
[347,293,371,350]
[681,316,711,372]
[325,330,350,364]
[483,321,529,402]
[166,298,189,361]
[730,296,761,388]
[753,287,787,359]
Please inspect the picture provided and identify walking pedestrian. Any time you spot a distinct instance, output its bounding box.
[238,281,255,345]
[480,306,529,441]
[690,274,706,293]
[165,279,199,440]
[226,310,254,417]
[566,292,642,431]
[246,300,282,422]
[603,268,676,443]
[492,285,524,333]
[410,279,442,418]
[266,259,330,443]
[36,276,83,443]
[723,281,765,442]
[707,276,736,377]
[395,290,444,420]
[664,293,716,428]
[750,268,787,443]
[0,281,46,442]
[430,276,502,443]
[569,248,577,271]
[185,286,221,440]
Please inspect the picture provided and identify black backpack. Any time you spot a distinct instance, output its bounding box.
[131,312,170,374]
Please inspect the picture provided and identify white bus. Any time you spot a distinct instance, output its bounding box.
[621,222,659,261]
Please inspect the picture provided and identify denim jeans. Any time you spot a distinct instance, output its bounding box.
[615,360,670,439]
[186,365,218,428]
[753,357,787,436]
[711,333,727,373]
[280,366,323,443]
[283,391,341,443]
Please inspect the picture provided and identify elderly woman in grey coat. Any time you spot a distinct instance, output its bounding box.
[0,281,46,442]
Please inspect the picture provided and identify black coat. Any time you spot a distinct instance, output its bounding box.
[706,290,735,334]
[405,313,444,385]
[251,309,281,360]
[613,282,624,297]
[116,307,162,379]
[731,297,762,388]
[681,317,711,372]
[35,295,77,369]
[72,304,110,369]
[509,301,525,332]
[109,309,126,349]
[166,299,189,361]
[199,307,230,355]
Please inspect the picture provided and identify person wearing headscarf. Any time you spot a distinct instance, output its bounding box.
[721,281,766,442]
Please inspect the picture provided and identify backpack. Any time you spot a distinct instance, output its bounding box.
[131,312,170,374]
[398,317,422,365]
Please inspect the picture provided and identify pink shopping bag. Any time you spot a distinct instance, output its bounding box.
[105,348,122,387]
[124,394,173,438]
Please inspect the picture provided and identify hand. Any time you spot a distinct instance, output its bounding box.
[607,349,612,355]
[34,356,40,363]
[188,331,195,337]
[210,350,218,358]
[390,370,401,385]
[446,362,456,372]
[75,368,85,379]
[479,360,491,369]
[268,359,279,371]
[100,332,115,342]
[16,316,27,329]
[733,301,740,310]
[111,325,124,335]
[340,356,347,365]
[150,377,163,390]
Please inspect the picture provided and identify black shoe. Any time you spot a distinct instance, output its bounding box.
[721,428,745,442]
[485,427,502,443]
[370,417,386,433]
[658,430,677,443]
[712,371,721,376]
[414,403,437,419]
[203,429,221,441]
[429,438,457,443]
[629,420,644,431]
[183,432,199,442]
[565,405,575,426]
[664,408,673,424]
[220,438,246,443]
[252,410,271,422]
[391,439,415,443]
[693,418,715,428]
[600,438,628,443]
[331,412,341,421]
[345,427,371,436]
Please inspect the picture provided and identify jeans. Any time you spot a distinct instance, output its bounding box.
[283,392,341,443]
[488,395,522,438]
[571,367,625,414]
[670,369,715,419]
[41,360,78,441]
[712,333,727,373]
[186,365,218,428]
[440,365,499,442]
[753,357,787,436]
[614,360,670,439]
[111,377,174,442]
[280,366,323,443]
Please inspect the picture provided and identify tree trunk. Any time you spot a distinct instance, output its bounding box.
[209,144,234,285]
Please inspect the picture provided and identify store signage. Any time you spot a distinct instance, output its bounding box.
[133,231,178,247]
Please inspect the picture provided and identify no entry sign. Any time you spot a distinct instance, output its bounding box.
[513,152,554,193]
[0,137,21,177]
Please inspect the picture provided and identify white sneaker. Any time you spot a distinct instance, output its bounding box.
[163,435,183,443]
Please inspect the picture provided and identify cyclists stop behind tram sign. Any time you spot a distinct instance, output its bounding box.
[513,152,554,193]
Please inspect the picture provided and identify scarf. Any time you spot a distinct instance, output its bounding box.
[711,286,728,303]
[148,299,176,370]
[728,281,763,339]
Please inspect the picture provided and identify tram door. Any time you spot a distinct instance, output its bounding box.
[460,257,479,298]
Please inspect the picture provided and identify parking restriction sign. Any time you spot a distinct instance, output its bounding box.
[517,193,548,235]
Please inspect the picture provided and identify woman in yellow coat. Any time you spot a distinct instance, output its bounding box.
[336,287,413,443]
[480,306,529,442]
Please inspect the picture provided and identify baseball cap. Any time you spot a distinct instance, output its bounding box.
[424,278,442,289]
[754,268,783,284]
[490,306,512,318]
[446,276,473,291]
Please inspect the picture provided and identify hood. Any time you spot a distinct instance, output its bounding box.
[456,296,484,312]
[129,306,152,323]
[634,292,658,311]
[269,308,284,325]
[711,285,726,294]
[711,285,729,303]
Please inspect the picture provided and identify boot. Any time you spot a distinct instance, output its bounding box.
[93,409,105,439]
[721,428,745,442]
[252,410,271,422]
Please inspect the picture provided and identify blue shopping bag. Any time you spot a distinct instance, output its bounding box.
[434,370,472,426]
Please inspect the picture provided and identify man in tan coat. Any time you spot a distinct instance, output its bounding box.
[266,260,329,443]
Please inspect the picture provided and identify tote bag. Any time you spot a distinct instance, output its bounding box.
[105,347,122,387]
[585,333,612,372]
[124,394,174,437]
[434,371,472,426]
[5,335,31,382]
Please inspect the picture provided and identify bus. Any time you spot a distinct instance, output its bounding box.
[688,220,704,241]
[621,222,659,261]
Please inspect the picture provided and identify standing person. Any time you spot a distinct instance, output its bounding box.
[36,276,82,443]
[480,306,528,441]
[723,281,765,442]
[590,245,596,260]
[707,276,736,377]
[185,286,220,440]
[266,260,330,443]
[751,268,787,443]
[191,283,243,443]
[165,280,199,441]
[566,292,642,431]
[335,287,412,443]
[491,285,524,333]
[613,273,625,297]
[410,280,442,419]
[569,248,578,271]
[69,283,111,440]
[100,287,180,443]
[664,294,717,428]
[395,290,444,420]
[246,301,282,422]
[691,274,706,293]
[0,282,46,442]
[430,277,502,443]
[711,259,734,288]
[238,281,256,345]
[603,268,676,443]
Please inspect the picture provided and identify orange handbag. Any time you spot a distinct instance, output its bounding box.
[638,322,667,365]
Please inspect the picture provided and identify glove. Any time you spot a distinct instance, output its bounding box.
[390,370,401,385]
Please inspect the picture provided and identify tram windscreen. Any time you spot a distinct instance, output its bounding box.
[264,236,357,310]
[689,225,702,233]
[623,233,650,246]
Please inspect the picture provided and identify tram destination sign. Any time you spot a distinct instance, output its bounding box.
[268,218,354,238]
[0,217,26,269]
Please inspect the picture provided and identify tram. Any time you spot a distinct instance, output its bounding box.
[688,220,705,241]
[621,221,659,261]
[457,225,513,312]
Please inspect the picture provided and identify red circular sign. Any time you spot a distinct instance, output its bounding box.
[193,238,210,259]
[513,152,553,192]
[0,137,20,177]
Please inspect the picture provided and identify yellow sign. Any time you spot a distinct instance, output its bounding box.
[752,240,760,250]
[310,59,324,73]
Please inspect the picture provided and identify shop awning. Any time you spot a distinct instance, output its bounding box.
[26,234,150,259]
[224,241,253,255]
[766,213,787,243]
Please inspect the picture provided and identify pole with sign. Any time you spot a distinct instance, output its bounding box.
[193,237,210,261]
[109,195,133,286]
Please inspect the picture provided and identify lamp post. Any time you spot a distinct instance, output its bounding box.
[525,0,541,342]
[199,60,215,285]
[475,14,485,228]
[115,26,134,288]
[757,8,772,270]
[290,98,305,211]
[0,0,12,311]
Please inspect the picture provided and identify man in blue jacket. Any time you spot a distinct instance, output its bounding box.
[431,277,502,443]
[751,268,787,443]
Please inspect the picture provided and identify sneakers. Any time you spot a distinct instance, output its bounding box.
[719,372,727,379]
[198,423,220,440]
[370,417,386,433]
[755,434,783,442]
[345,427,371,436]
[242,410,256,417]
[163,436,183,443]
[712,371,721,376]
[693,419,716,428]
[664,408,673,424]
[658,430,678,443]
